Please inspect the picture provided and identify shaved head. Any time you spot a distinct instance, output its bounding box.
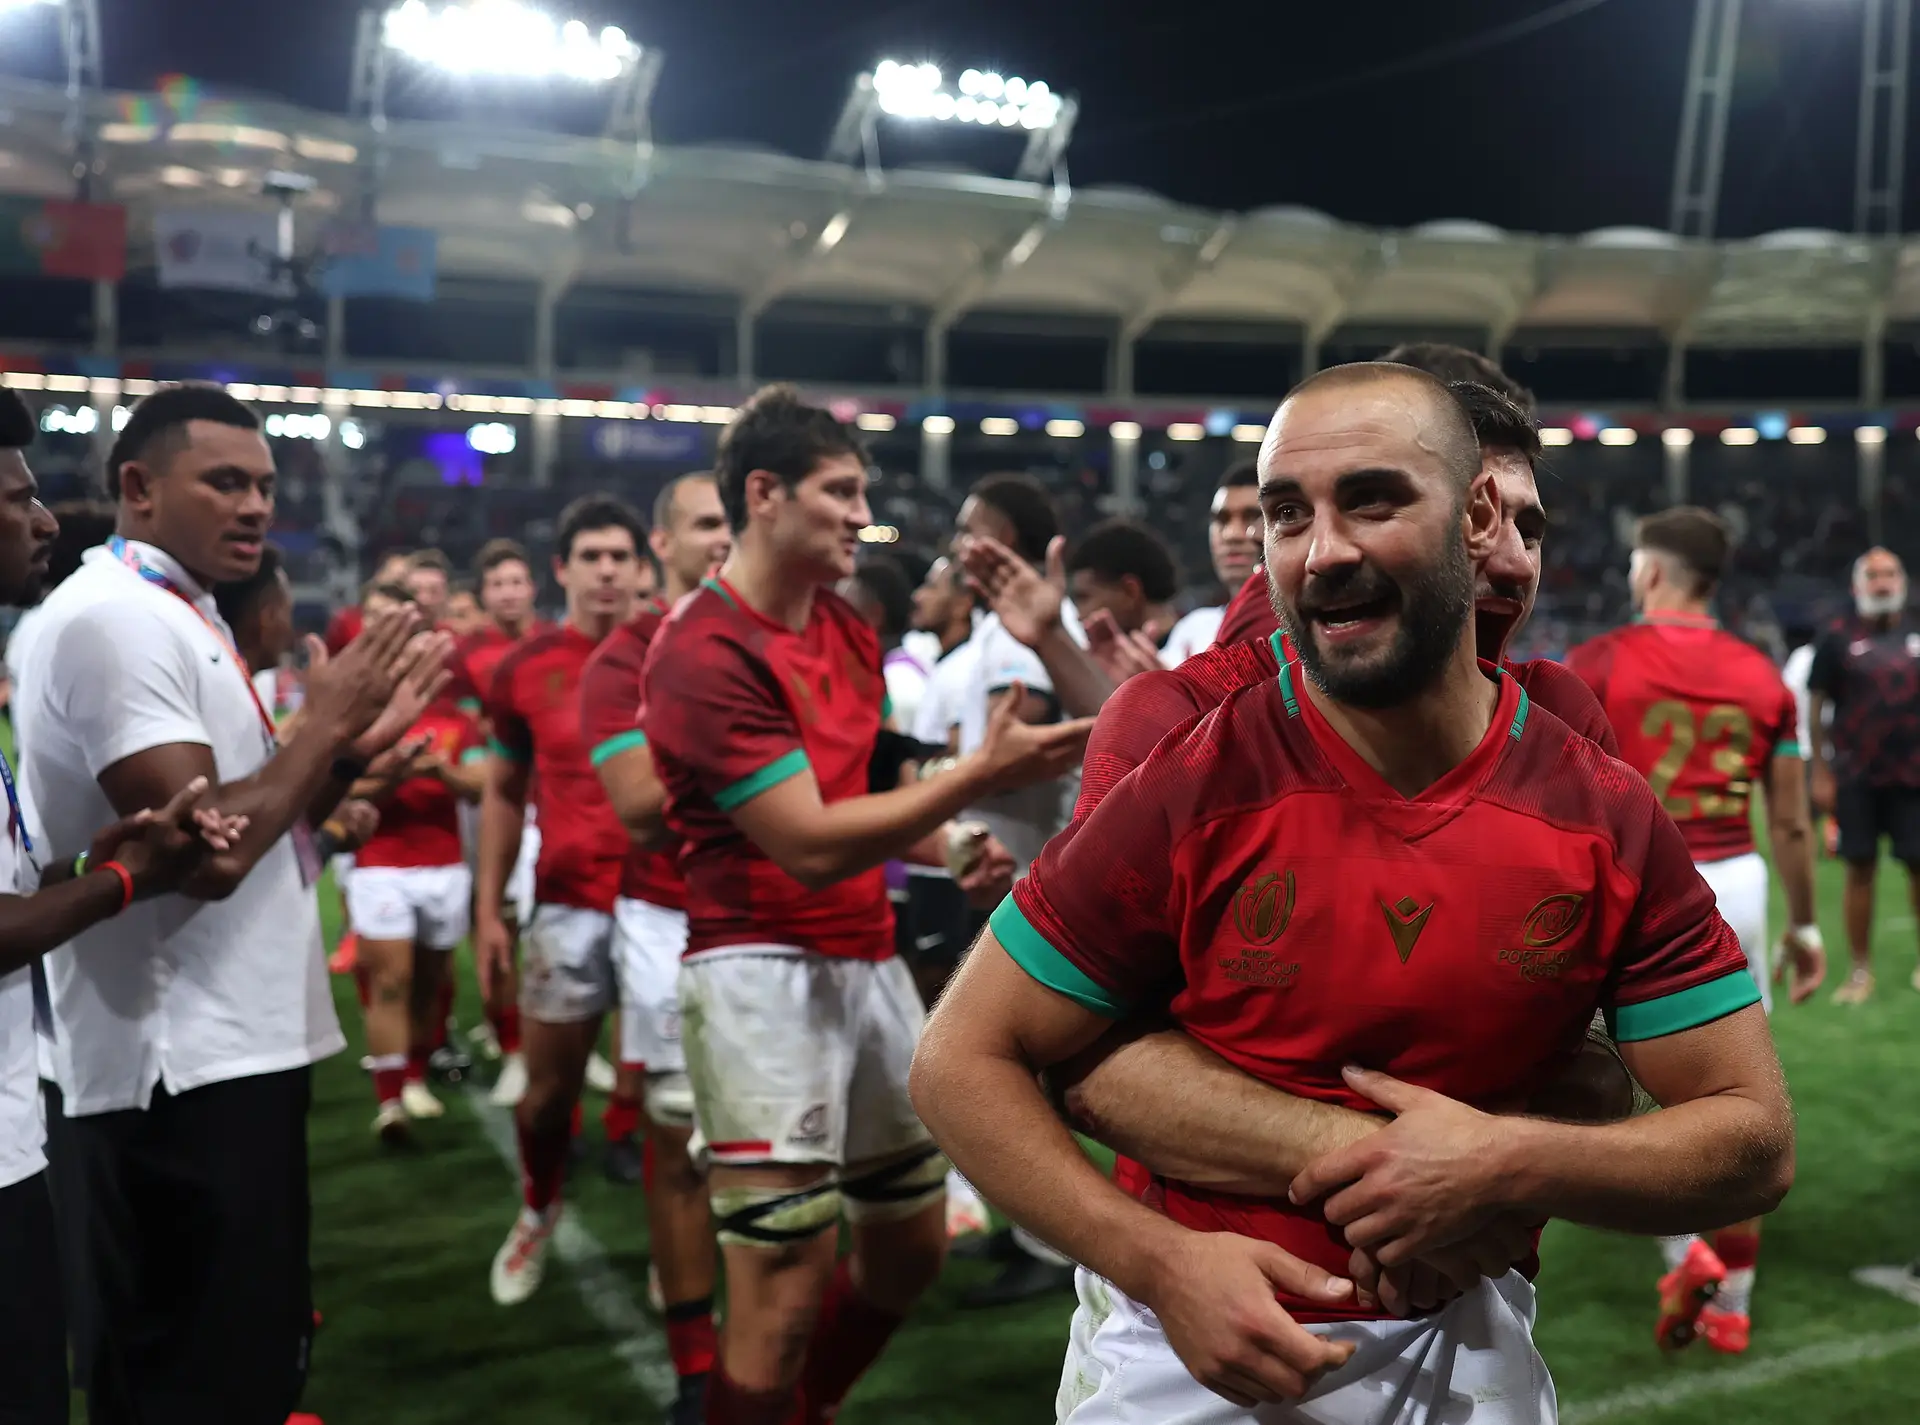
[1268,363,1482,493]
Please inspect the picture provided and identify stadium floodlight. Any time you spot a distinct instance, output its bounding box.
[827,57,1079,189]
[351,0,664,145]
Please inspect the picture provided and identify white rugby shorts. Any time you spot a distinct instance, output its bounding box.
[1059,1269,1554,1424]
[613,896,688,1073]
[343,864,472,950]
[507,817,541,926]
[678,949,931,1170]
[519,903,620,1024]
[1696,850,1770,1014]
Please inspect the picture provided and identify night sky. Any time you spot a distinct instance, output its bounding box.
[27,0,1888,236]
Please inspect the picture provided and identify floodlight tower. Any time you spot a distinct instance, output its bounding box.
[826,59,1079,195]
[1671,0,1912,238]
[0,0,103,195]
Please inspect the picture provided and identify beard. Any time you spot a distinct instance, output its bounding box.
[1273,533,1476,710]
[1857,590,1905,618]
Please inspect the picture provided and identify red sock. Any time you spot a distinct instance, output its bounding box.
[642,1134,657,1193]
[570,1100,583,1139]
[352,964,372,1010]
[406,1046,432,1085]
[491,1005,521,1055]
[795,1259,906,1424]
[371,1057,405,1106]
[602,1093,641,1144]
[1712,1225,1761,1272]
[516,1115,569,1214]
[432,976,455,1049]
[664,1296,717,1381]
[705,1362,794,1425]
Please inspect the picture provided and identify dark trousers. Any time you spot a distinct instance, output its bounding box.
[0,1170,69,1425]
[45,1066,314,1425]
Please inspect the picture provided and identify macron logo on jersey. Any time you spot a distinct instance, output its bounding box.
[1379,895,1435,963]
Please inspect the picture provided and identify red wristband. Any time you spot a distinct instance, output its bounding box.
[98,860,134,912]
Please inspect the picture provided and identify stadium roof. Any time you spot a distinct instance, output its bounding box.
[1,78,1914,351]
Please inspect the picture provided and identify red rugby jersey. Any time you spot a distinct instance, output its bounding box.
[486,623,625,914]
[579,604,686,912]
[643,577,893,961]
[1566,614,1799,861]
[1213,570,1280,648]
[452,621,546,716]
[1003,660,1753,1321]
[324,605,363,657]
[355,701,482,870]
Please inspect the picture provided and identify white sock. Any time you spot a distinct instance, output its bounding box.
[1718,1266,1755,1316]
[1013,1225,1073,1267]
[1660,1235,1697,1271]
[945,1169,985,1210]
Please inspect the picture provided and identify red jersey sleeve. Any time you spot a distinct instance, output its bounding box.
[1767,680,1804,760]
[1602,773,1760,1043]
[324,606,362,657]
[1215,573,1281,647]
[1519,658,1619,756]
[485,650,534,764]
[580,628,650,769]
[445,637,482,715]
[1075,670,1209,817]
[996,746,1185,1016]
[644,631,808,812]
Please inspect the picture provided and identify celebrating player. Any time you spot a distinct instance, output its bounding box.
[345,580,487,1145]
[477,498,644,1305]
[1567,506,1823,1353]
[911,363,1793,1421]
[579,470,731,1423]
[641,385,1088,1424]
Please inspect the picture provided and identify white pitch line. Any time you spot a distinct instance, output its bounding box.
[1563,1266,1920,1423]
[461,1083,678,1409]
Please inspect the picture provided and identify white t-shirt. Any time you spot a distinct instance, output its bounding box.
[14,542,343,1117]
[912,641,981,751]
[956,605,1087,874]
[0,764,41,1190]
[882,647,931,741]
[1160,605,1225,667]
[1782,642,1825,762]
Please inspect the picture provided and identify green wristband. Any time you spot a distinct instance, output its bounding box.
[72,851,89,879]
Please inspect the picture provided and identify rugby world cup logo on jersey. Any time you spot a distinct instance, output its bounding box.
[1221,871,1300,988]
[1499,892,1587,981]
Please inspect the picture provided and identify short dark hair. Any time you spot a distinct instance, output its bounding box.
[555,494,645,562]
[1381,342,1536,414]
[654,470,717,532]
[1220,459,1259,489]
[850,555,914,643]
[449,578,477,601]
[474,538,530,577]
[44,499,116,589]
[1448,382,1543,467]
[714,385,864,533]
[106,383,261,498]
[1635,506,1729,597]
[966,472,1058,567]
[407,547,452,577]
[1067,519,1179,604]
[361,577,414,608]
[0,390,32,450]
[213,545,286,630]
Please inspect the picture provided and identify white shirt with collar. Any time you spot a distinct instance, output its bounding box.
[13,541,342,1118]
[1160,605,1226,667]
[0,759,42,1190]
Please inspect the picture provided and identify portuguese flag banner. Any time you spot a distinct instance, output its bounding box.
[0,197,127,281]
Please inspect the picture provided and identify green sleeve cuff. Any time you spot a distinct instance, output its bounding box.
[460,748,488,766]
[714,747,809,811]
[487,736,527,764]
[457,697,483,716]
[1776,741,1804,759]
[882,692,894,720]
[1606,969,1761,1043]
[989,896,1126,1017]
[590,729,648,767]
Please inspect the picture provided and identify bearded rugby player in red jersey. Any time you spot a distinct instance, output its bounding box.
[913,363,1791,1423]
